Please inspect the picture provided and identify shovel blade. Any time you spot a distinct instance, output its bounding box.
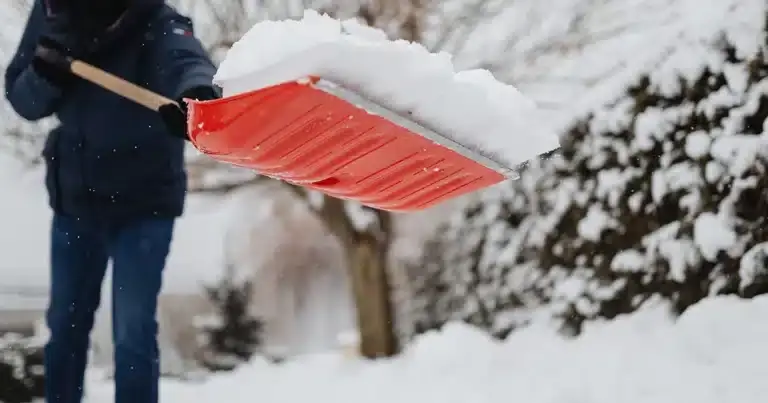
[186,79,507,211]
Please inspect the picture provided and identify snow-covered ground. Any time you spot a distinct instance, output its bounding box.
[80,294,768,403]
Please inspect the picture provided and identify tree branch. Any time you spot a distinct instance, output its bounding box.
[187,176,267,194]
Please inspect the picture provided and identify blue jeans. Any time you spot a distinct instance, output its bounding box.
[44,213,175,403]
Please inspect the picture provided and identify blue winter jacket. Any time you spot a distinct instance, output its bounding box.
[4,0,216,221]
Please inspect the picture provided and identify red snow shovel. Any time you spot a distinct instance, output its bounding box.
[69,60,518,211]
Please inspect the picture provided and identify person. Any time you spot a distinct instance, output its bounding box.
[4,0,220,402]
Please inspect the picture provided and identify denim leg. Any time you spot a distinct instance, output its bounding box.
[109,217,174,403]
[45,214,109,403]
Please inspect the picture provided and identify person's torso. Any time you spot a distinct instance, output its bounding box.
[43,5,187,219]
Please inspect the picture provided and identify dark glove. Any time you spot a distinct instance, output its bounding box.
[159,86,221,141]
[33,17,78,89]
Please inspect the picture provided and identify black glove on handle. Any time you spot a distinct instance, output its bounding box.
[33,14,80,89]
[33,37,77,88]
[159,85,220,141]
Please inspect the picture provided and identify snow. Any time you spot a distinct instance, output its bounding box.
[577,205,617,242]
[0,1,26,125]
[0,158,53,290]
[611,250,645,273]
[82,294,768,403]
[739,243,768,290]
[709,135,763,177]
[650,161,703,205]
[693,212,737,262]
[684,131,711,160]
[162,194,236,293]
[213,10,560,170]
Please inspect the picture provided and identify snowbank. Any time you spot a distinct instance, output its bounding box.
[0,159,52,289]
[213,10,559,169]
[83,294,768,403]
[161,193,235,293]
[0,0,27,133]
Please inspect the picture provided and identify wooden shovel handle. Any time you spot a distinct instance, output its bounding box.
[69,59,177,111]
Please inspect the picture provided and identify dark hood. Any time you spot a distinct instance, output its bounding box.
[43,0,165,37]
[42,0,166,54]
[43,0,165,15]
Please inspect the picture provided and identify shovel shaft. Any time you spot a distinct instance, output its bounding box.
[69,59,177,111]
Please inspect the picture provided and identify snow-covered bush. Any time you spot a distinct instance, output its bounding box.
[404,6,768,340]
[0,332,45,403]
[194,271,264,372]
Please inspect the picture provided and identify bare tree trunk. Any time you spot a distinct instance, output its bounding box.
[315,196,397,357]
[345,231,397,357]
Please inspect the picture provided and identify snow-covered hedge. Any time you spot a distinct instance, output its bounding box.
[404,8,768,340]
[0,332,45,403]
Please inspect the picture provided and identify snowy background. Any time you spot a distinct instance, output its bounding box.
[2,0,768,402]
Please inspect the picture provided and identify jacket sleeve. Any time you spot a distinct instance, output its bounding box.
[4,0,63,121]
[150,13,218,100]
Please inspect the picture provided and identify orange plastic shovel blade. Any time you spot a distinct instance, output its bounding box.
[186,79,508,212]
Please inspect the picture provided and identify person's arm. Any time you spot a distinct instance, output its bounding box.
[4,0,64,121]
[151,13,218,100]
[152,13,220,141]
